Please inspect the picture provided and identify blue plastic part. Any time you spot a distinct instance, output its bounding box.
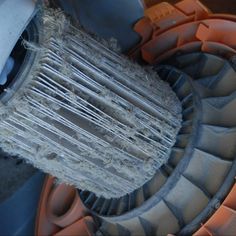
[0,57,14,85]
[59,0,144,52]
[0,172,45,235]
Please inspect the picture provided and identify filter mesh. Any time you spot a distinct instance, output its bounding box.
[0,9,182,198]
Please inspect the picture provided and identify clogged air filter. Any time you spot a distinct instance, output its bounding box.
[0,9,181,198]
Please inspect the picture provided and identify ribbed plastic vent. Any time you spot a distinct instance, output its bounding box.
[0,10,182,197]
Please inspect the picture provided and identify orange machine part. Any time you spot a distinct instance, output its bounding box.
[194,183,236,236]
[54,216,95,236]
[133,1,236,64]
[143,0,210,17]
[141,19,236,63]
[210,13,236,21]
[35,175,95,236]
[47,183,87,228]
[129,0,210,59]
[131,2,236,235]
[35,176,60,236]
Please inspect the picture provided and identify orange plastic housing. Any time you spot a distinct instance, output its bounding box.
[54,216,95,236]
[194,183,236,236]
[35,175,95,236]
[141,19,236,63]
[35,176,60,236]
[129,0,210,59]
[132,1,236,64]
[131,1,236,235]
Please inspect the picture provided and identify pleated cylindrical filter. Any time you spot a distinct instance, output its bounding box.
[0,10,182,198]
